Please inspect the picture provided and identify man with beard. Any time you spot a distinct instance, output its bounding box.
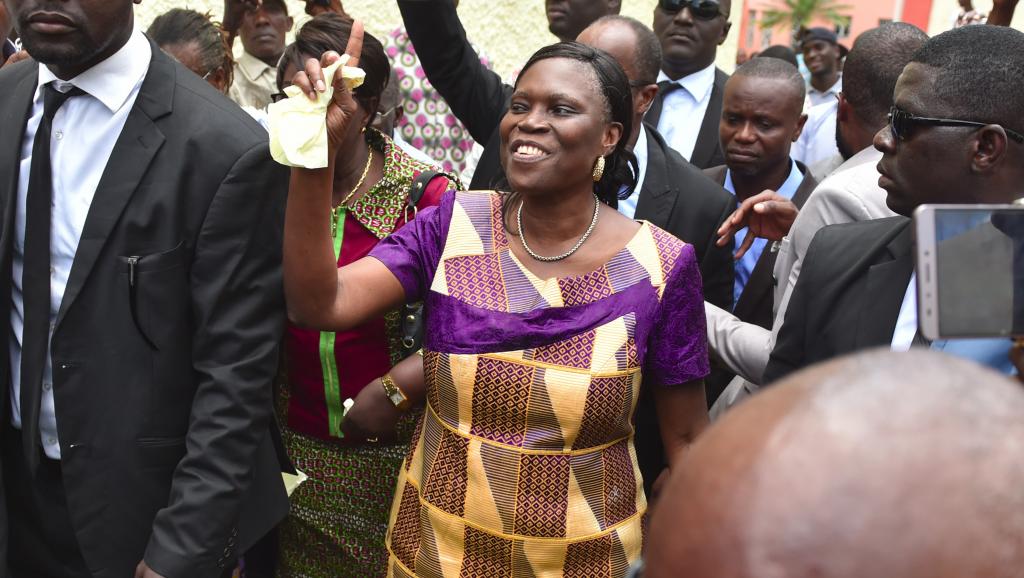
[0,0,289,576]
[765,24,1024,383]
[647,0,732,169]
[704,23,927,407]
[222,0,293,109]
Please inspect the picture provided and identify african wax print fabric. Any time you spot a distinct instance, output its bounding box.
[370,191,709,577]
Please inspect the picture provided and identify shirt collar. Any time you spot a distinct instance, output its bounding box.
[237,50,276,83]
[724,159,804,200]
[809,74,842,96]
[632,126,649,193]
[657,63,716,102]
[37,25,151,113]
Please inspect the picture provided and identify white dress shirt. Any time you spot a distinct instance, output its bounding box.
[619,127,649,220]
[655,64,716,161]
[10,26,151,459]
[806,75,842,109]
[891,274,918,351]
[792,100,839,174]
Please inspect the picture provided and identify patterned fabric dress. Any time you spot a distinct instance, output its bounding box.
[278,129,459,578]
[369,191,709,578]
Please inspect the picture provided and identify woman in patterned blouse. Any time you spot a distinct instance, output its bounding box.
[273,14,458,578]
[285,27,711,578]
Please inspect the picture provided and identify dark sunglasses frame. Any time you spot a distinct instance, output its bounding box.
[658,0,724,20]
[888,105,1024,144]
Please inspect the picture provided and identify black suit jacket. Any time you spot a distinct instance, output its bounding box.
[631,126,734,496]
[398,0,510,190]
[0,47,289,578]
[764,217,913,384]
[704,161,819,329]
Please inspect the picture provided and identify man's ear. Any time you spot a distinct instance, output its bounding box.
[609,0,623,13]
[836,93,850,123]
[287,16,295,30]
[718,21,732,46]
[638,84,659,116]
[972,125,1010,173]
[792,112,808,142]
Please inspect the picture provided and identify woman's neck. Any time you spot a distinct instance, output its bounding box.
[516,185,599,246]
[332,138,373,206]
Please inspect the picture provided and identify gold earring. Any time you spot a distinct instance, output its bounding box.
[592,156,606,182]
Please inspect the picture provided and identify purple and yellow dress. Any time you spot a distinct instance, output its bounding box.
[370,191,709,578]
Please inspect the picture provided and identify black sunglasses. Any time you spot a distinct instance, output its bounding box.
[658,0,724,20]
[888,105,1024,144]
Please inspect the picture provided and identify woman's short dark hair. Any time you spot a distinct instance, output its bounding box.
[514,42,639,207]
[294,13,390,115]
[147,8,233,89]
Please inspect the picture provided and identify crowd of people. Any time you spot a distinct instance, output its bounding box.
[0,1,1022,577]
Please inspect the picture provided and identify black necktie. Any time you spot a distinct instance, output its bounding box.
[20,83,84,474]
[645,80,683,129]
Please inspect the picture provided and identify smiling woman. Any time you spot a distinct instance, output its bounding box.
[283,29,712,578]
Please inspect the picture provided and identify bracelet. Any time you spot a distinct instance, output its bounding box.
[381,373,412,412]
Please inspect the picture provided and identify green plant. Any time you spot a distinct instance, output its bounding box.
[759,0,853,45]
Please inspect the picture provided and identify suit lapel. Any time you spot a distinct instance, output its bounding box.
[855,221,914,348]
[633,127,678,229]
[54,48,174,329]
[688,69,726,169]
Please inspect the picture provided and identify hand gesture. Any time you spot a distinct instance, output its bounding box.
[289,20,365,157]
[716,190,799,260]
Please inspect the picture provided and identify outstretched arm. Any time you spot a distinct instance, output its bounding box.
[284,23,408,331]
[396,0,511,144]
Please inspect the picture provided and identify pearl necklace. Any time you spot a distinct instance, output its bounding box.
[516,195,600,262]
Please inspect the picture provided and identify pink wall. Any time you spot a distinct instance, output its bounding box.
[736,0,901,61]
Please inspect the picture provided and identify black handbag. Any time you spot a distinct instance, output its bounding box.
[398,170,452,358]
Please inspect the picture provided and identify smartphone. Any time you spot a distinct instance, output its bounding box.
[914,204,1024,341]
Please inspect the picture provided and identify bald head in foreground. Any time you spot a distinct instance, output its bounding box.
[645,349,1024,578]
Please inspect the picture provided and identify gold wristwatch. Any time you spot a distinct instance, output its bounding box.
[381,373,411,412]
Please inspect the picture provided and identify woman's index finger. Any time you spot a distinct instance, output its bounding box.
[346,20,365,68]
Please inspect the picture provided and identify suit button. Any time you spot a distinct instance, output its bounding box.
[42,382,52,391]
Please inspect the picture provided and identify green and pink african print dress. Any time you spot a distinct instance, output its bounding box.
[369,191,709,578]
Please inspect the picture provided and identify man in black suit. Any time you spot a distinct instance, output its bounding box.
[577,15,735,495]
[704,58,816,330]
[765,25,1024,383]
[702,57,816,402]
[646,0,732,169]
[0,1,289,577]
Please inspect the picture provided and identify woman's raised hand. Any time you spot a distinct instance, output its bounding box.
[290,19,365,157]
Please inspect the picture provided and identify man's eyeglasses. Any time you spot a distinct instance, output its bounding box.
[888,105,1024,144]
[658,0,724,20]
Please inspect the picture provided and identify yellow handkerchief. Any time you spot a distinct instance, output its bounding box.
[268,55,367,168]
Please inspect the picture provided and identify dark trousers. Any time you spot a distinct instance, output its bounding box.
[3,426,92,578]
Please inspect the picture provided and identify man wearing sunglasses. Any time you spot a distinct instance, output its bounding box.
[765,24,1024,383]
[647,0,731,170]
